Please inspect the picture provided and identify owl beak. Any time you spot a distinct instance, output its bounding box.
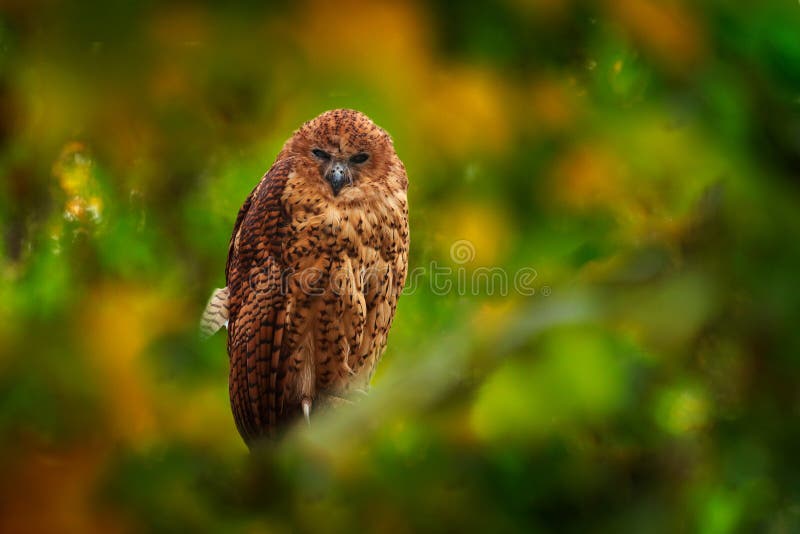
[325,161,351,196]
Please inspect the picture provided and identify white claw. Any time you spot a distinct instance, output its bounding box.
[302,398,312,425]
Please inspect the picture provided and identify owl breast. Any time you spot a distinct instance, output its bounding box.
[279,176,408,405]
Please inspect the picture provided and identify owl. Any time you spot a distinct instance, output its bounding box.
[201,109,409,445]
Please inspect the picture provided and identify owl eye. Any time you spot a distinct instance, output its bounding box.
[312,148,331,160]
[350,153,369,164]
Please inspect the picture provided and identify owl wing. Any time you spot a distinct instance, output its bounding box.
[198,286,229,339]
[226,158,293,443]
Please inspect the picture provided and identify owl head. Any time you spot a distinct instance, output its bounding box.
[281,109,404,198]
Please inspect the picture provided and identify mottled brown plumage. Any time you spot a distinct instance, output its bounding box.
[203,109,409,444]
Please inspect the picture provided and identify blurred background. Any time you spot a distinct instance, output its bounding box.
[2,0,800,532]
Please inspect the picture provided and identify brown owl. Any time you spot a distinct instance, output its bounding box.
[201,109,409,445]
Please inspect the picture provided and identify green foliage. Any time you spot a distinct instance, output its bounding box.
[1,0,799,532]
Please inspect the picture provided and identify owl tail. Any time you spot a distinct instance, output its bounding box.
[199,286,230,339]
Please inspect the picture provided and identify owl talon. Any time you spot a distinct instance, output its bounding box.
[301,397,312,425]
